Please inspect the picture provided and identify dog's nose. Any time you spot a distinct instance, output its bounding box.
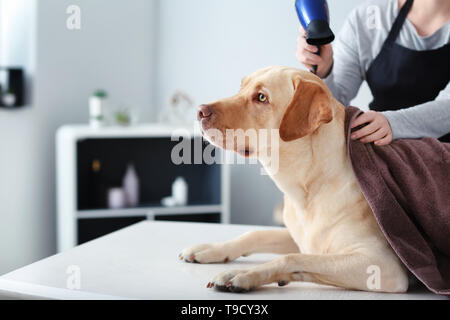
[198,104,213,120]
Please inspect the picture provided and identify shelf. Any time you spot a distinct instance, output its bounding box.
[56,122,230,252]
[57,123,202,140]
[76,137,222,210]
[77,204,223,220]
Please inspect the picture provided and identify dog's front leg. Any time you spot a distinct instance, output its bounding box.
[210,253,396,293]
[179,229,299,264]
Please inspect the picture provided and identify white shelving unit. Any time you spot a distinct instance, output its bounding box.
[56,124,230,252]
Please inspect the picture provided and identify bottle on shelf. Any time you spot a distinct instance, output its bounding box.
[123,163,140,207]
[172,177,188,206]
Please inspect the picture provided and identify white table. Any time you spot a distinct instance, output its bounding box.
[0,221,445,300]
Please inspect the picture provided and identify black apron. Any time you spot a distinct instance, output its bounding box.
[366,0,450,142]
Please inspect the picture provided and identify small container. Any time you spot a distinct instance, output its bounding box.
[161,196,177,207]
[108,188,126,209]
[89,90,108,128]
[172,177,188,206]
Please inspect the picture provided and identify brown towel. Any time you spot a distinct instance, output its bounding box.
[345,106,450,296]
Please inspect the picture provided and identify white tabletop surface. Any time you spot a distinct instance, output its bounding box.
[0,221,446,300]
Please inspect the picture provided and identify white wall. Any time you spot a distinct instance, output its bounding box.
[155,0,372,225]
[0,0,372,274]
[0,0,157,275]
[0,0,39,275]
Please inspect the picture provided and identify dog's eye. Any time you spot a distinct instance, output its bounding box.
[257,93,268,103]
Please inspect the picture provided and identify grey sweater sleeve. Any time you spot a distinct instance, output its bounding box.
[382,84,450,140]
[323,0,450,140]
[324,9,364,107]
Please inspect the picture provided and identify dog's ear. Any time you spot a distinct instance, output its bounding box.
[279,76,333,142]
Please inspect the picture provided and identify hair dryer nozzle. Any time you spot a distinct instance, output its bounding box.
[295,0,335,45]
[306,20,335,46]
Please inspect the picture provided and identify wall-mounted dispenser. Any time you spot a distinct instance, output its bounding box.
[0,68,25,109]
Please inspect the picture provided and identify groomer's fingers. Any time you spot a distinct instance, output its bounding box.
[297,49,322,66]
[297,34,319,53]
[359,128,389,144]
[297,28,333,78]
[350,111,378,129]
[375,133,393,146]
[351,120,380,140]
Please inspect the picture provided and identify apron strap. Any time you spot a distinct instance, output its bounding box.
[386,0,414,45]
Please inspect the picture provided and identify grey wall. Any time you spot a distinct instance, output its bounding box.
[154,0,372,226]
[0,0,156,275]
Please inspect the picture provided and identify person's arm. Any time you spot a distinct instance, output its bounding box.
[296,9,364,105]
[323,10,365,106]
[298,9,395,146]
[382,83,450,140]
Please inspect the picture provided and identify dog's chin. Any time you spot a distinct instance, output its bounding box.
[201,131,222,148]
[201,130,254,158]
[199,121,224,149]
[199,120,256,158]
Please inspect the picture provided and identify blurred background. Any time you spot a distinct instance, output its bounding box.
[0,0,371,275]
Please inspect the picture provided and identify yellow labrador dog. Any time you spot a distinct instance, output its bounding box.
[180,66,408,293]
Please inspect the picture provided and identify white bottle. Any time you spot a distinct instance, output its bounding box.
[172,177,188,206]
[89,96,107,128]
[123,164,140,207]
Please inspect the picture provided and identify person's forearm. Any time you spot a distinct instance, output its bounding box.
[383,99,450,140]
[323,12,364,107]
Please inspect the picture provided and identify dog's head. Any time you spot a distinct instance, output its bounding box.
[198,66,333,158]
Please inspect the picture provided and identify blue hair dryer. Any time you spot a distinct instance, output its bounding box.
[295,0,335,74]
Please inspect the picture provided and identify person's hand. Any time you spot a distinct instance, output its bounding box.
[296,27,334,79]
[350,111,393,146]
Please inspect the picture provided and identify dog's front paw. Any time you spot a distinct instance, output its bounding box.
[207,270,258,293]
[179,243,236,264]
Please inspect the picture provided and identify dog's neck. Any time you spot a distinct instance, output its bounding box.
[259,103,349,211]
